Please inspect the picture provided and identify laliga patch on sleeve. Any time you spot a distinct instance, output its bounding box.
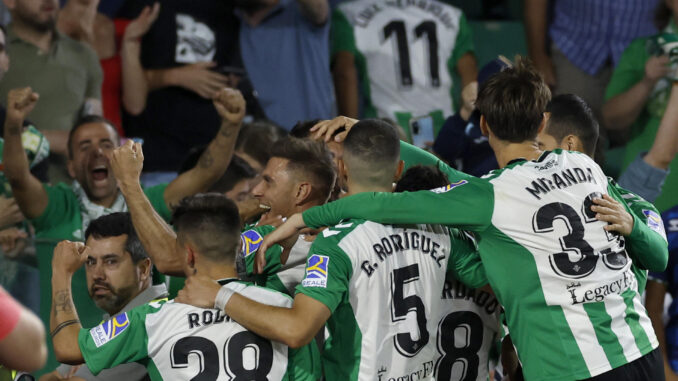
[89,312,130,348]
[643,209,667,241]
[431,180,468,194]
[241,230,264,257]
[301,255,330,288]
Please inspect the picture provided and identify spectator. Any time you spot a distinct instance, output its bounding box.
[118,0,242,186]
[0,0,103,182]
[0,285,46,373]
[234,120,288,173]
[0,23,48,316]
[525,0,659,147]
[236,0,333,129]
[645,204,678,381]
[3,86,245,374]
[332,0,477,139]
[433,58,508,177]
[41,212,168,381]
[58,0,160,135]
[602,1,678,212]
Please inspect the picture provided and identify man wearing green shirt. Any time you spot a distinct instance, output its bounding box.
[3,86,246,374]
[50,195,319,380]
[176,119,487,380]
[256,59,669,381]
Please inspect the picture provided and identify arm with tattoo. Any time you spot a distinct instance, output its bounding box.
[50,241,89,365]
[162,88,245,207]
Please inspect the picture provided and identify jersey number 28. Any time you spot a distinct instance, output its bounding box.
[170,332,273,381]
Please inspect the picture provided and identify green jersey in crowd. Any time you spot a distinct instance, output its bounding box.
[332,0,474,137]
[301,149,668,381]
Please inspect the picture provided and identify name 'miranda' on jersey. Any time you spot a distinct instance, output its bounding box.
[361,231,446,276]
[525,166,598,200]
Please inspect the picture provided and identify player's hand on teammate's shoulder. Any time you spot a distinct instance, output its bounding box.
[310,115,358,142]
[176,274,221,309]
[591,194,634,236]
[108,140,144,189]
[52,240,89,275]
[255,213,306,274]
[213,87,246,127]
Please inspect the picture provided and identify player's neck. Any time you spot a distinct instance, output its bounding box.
[194,262,238,281]
[494,140,543,168]
[344,181,392,197]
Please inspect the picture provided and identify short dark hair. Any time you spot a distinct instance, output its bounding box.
[395,165,449,192]
[289,119,322,138]
[235,120,288,168]
[85,212,148,263]
[545,94,599,156]
[343,119,400,186]
[270,137,336,204]
[67,115,118,158]
[179,149,257,193]
[210,155,257,193]
[475,56,551,143]
[171,194,242,263]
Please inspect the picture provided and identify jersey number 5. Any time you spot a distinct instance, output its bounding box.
[391,264,430,357]
[170,332,274,381]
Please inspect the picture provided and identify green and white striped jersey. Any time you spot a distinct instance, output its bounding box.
[295,219,486,381]
[240,225,312,295]
[302,149,669,381]
[332,0,474,136]
[78,280,320,381]
[438,276,501,381]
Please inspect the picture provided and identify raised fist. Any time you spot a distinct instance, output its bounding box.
[213,88,246,126]
[52,240,89,275]
[6,87,39,125]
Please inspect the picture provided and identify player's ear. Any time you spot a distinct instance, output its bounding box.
[394,160,405,182]
[562,135,582,153]
[479,115,490,137]
[295,182,312,205]
[186,245,196,270]
[137,257,152,282]
[537,114,547,135]
[338,158,349,181]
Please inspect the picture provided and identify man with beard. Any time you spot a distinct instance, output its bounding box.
[3,86,245,375]
[44,212,168,380]
[0,0,102,176]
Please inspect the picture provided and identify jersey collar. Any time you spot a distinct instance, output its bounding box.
[217,278,240,286]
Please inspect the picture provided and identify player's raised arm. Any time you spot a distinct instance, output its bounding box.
[109,142,184,276]
[2,88,48,219]
[162,88,245,207]
[50,241,89,365]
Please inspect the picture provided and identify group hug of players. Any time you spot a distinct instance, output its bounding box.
[46,57,669,381]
